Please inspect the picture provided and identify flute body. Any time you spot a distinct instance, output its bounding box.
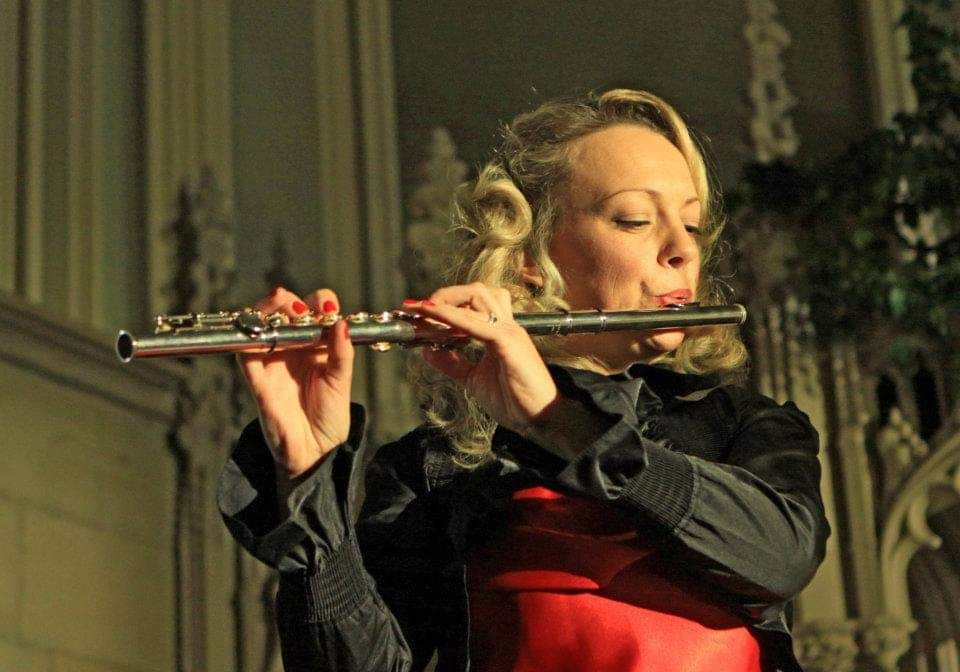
[116,303,746,362]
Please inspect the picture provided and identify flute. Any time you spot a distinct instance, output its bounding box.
[115,303,746,362]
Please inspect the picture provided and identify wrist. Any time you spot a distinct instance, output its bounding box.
[517,395,594,461]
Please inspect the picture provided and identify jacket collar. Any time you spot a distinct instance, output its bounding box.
[615,363,720,400]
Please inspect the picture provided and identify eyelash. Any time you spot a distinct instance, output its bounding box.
[614,220,703,236]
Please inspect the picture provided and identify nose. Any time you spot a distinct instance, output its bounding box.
[658,219,699,269]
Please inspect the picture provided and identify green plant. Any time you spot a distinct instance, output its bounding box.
[732,0,959,400]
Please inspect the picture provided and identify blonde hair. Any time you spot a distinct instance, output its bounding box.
[411,89,748,467]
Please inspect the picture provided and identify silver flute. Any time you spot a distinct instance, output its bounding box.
[116,303,746,362]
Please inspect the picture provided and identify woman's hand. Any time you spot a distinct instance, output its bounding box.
[414,283,559,435]
[236,287,355,480]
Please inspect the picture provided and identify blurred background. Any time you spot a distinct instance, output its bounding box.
[1,1,958,671]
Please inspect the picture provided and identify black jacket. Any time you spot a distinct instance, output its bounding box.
[218,363,829,671]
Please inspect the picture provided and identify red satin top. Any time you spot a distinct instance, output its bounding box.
[467,486,762,672]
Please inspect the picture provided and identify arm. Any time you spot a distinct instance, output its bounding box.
[218,407,427,671]
[516,367,829,618]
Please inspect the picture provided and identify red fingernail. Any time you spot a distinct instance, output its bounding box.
[322,300,337,313]
[423,299,436,306]
[292,301,308,314]
[402,298,419,305]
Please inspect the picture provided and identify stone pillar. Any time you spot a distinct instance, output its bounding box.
[792,619,859,672]
[861,614,918,672]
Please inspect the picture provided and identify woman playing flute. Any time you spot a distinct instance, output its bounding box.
[218,89,829,672]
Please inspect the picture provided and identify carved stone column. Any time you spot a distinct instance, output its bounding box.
[861,614,918,672]
[876,407,931,504]
[832,341,885,619]
[792,619,859,672]
[166,169,247,672]
[743,0,799,162]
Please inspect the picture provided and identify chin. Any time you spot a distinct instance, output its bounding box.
[643,329,686,354]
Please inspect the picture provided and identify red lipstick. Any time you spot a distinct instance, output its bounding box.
[655,289,693,307]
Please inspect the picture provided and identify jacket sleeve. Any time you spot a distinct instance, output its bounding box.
[217,404,425,671]
[526,367,830,618]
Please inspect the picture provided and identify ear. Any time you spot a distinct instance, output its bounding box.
[520,251,544,288]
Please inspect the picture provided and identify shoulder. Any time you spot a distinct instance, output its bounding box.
[704,385,822,477]
[713,385,818,440]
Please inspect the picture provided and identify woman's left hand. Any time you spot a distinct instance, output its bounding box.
[413,282,559,434]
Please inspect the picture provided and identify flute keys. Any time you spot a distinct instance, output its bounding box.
[369,342,392,352]
[236,311,268,336]
[265,312,289,328]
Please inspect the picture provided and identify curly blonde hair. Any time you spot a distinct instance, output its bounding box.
[410,89,747,466]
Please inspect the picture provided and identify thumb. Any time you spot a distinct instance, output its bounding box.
[421,347,474,383]
[324,320,355,387]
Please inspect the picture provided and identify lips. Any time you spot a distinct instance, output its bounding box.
[655,289,693,307]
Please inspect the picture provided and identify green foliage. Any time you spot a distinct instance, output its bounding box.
[732,0,960,352]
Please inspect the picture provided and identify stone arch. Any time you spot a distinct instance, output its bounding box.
[879,431,960,621]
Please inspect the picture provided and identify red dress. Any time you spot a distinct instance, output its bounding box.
[467,486,762,672]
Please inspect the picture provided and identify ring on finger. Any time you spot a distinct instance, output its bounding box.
[487,311,499,325]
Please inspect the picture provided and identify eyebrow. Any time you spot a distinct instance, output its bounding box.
[598,188,700,207]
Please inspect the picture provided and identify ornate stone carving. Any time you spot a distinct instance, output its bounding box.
[743,0,800,162]
[792,619,859,672]
[169,167,246,458]
[402,126,467,297]
[861,614,918,672]
[166,166,249,672]
[876,407,931,500]
[894,174,954,269]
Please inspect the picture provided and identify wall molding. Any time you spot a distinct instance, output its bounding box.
[0,0,20,293]
[67,0,104,326]
[0,292,183,423]
[21,0,45,303]
[353,0,417,441]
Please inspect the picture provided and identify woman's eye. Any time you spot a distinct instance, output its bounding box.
[614,219,651,228]
[685,224,703,236]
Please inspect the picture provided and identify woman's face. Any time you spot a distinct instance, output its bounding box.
[542,124,703,371]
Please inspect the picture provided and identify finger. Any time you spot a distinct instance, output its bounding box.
[491,287,517,324]
[303,288,341,316]
[241,286,313,374]
[324,320,355,386]
[426,284,511,332]
[252,285,289,312]
[235,351,265,387]
[428,283,500,315]
[415,300,502,342]
[253,285,311,319]
[421,346,474,382]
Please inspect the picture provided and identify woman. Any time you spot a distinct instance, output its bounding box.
[218,89,829,672]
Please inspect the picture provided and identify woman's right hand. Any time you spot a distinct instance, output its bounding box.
[236,286,355,480]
